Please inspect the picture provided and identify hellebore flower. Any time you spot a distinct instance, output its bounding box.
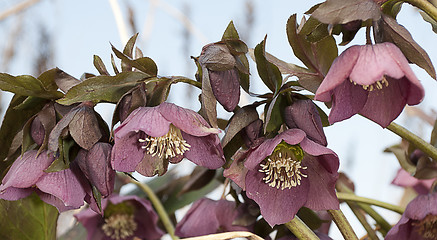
[0,150,87,212]
[392,168,435,195]
[386,192,437,240]
[314,42,424,128]
[111,102,225,177]
[175,198,252,237]
[225,129,339,226]
[75,194,164,240]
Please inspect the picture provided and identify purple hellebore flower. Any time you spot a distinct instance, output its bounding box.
[0,150,87,212]
[75,194,164,240]
[225,129,339,226]
[111,102,225,177]
[314,42,424,128]
[386,192,437,240]
[392,168,435,195]
[175,198,252,237]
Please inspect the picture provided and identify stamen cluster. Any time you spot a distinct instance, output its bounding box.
[413,214,437,240]
[101,214,138,240]
[350,76,389,91]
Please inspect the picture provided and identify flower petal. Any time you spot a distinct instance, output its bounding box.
[135,154,168,177]
[209,69,240,112]
[37,190,78,212]
[182,132,225,169]
[115,107,170,138]
[111,132,144,173]
[74,208,104,240]
[0,187,33,201]
[299,137,339,174]
[404,193,437,220]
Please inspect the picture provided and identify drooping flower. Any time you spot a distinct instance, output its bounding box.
[111,102,225,177]
[386,192,437,240]
[175,198,253,237]
[75,194,164,240]
[314,42,424,128]
[0,150,87,212]
[224,129,339,226]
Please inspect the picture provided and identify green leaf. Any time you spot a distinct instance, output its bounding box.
[254,37,282,93]
[200,66,218,128]
[145,77,173,107]
[311,0,381,25]
[0,193,59,240]
[56,72,149,105]
[121,33,139,72]
[222,21,240,40]
[93,55,110,75]
[264,94,286,134]
[111,54,120,74]
[420,11,437,34]
[112,44,158,76]
[221,106,259,147]
[384,145,416,174]
[0,73,63,99]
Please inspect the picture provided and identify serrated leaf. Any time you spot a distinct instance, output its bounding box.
[0,193,58,240]
[93,55,110,75]
[222,106,259,147]
[380,14,436,79]
[311,0,381,25]
[254,37,282,93]
[0,73,63,99]
[112,44,158,76]
[264,94,286,134]
[56,72,149,105]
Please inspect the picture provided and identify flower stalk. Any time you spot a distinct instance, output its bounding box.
[131,179,178,240]
[284,216,320,240]
[387,122,437,161]
[337,192,405,214]
[328,209,359,240]
[403,0,437,23]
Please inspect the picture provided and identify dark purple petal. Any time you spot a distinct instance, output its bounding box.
[111,132,145,173]
[385,213,413,240]
[182,132,225,169]
[135,154,168,177]
[299,137,339,174]
[0,150,54,190]
[36,168,86,209]
[74,208,104,240]
[303,156,339,211]
[209,69,240,112]
[158,102,220,136]
[0,187,33,200]
[245,168,309,226]
[37,190,78,212]
[404,193,437,220]
[115,107,171,138]
[31,116,45,146]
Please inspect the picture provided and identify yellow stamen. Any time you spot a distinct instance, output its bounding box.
[412,214,437,240]
[102,214,137,240]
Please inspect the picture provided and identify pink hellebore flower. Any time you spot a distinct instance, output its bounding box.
[314,42,424,128]
[225,129,339,226]
[392,168,435,195]
[75,194,164,240]
[111,102,225,177]
[175,198,252,237]
[386,192,437,240]
[0,150,87,212]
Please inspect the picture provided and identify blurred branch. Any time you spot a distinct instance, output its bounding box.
[180,231,264,240]
[108,0,130,45]
[0,0,41,21]
[337,192,405,214]
[284,216,320,240]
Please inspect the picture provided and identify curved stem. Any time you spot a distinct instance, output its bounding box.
[171,76,202,89]
[284,216,320,240]
[337,192,405,214]
[387,122,437,161]
[403,0,437,23]
[347,202,380,240]
[328,209,359,240]
[131,179,178,240]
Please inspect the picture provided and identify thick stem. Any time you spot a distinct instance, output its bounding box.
[403,0,437,23]
[284,216,320,240]
[387,122,437,161]
[347,202,380,240]
[131,180,178,240]
[328,209,359,240]
[337,192,404,214]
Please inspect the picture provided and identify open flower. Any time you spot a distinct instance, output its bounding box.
[0,150,87,212]
[75,194,164,240]
[175,198,253,237]
[386,192,437,240]
[314,42,424,127]
[111,102,225,177]
[224,129,339,226]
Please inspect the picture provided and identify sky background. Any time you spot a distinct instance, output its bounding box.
[1,0,437,239]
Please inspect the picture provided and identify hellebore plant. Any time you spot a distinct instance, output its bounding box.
[175,198,253,237]
[386,192,437,240]
[225,129,339,226]
[392,168,436,195]
[314,42,425,128]
[75,194,164,240]
[111,102,225,176]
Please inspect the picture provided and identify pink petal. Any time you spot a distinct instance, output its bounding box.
[0,187,33,201]
[111,132,145,173]
[182,133,225,169]
[115,107,171,138]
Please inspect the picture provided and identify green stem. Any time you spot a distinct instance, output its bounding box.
[347,202,380,240]
[403,0,437,23]
[284,216,320,240]
[328,209,359,240]
[131,180,178,240]
[171,76,202,89]
[387,122,437,161]
[337,192,405,214]
[357,203,391,236]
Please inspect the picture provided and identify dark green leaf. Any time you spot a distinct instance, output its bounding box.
[37,68,60,91]
[112,44,158,76]
[264,94,286,134]
[0,193,58,240]
[221,106,259,147]
[431,119,437,147]
[311,0,381,25]
[254,37,282,93]
[56,72,149,105]
[420,11,437,34]
[299,16,330,43]
[222,21,240,40]
[145,77,173,107]
[93,55,110,75]
[380,14,436,79]
[384,145,416,174]
[0,73,63,99]
[111,54,120,74]
[200,66,218,128]
[121,33,139,71]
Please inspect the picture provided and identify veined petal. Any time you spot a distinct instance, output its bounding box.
[0,187,33,201]
[182,132,225,169]
[111,132,145,173]
[115,107,171,138]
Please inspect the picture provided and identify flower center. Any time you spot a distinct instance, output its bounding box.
[138,124,191,159]
[412,214,437,239]
[350,76,389,91]
[259,141,307,190]
[101,214,138,240]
